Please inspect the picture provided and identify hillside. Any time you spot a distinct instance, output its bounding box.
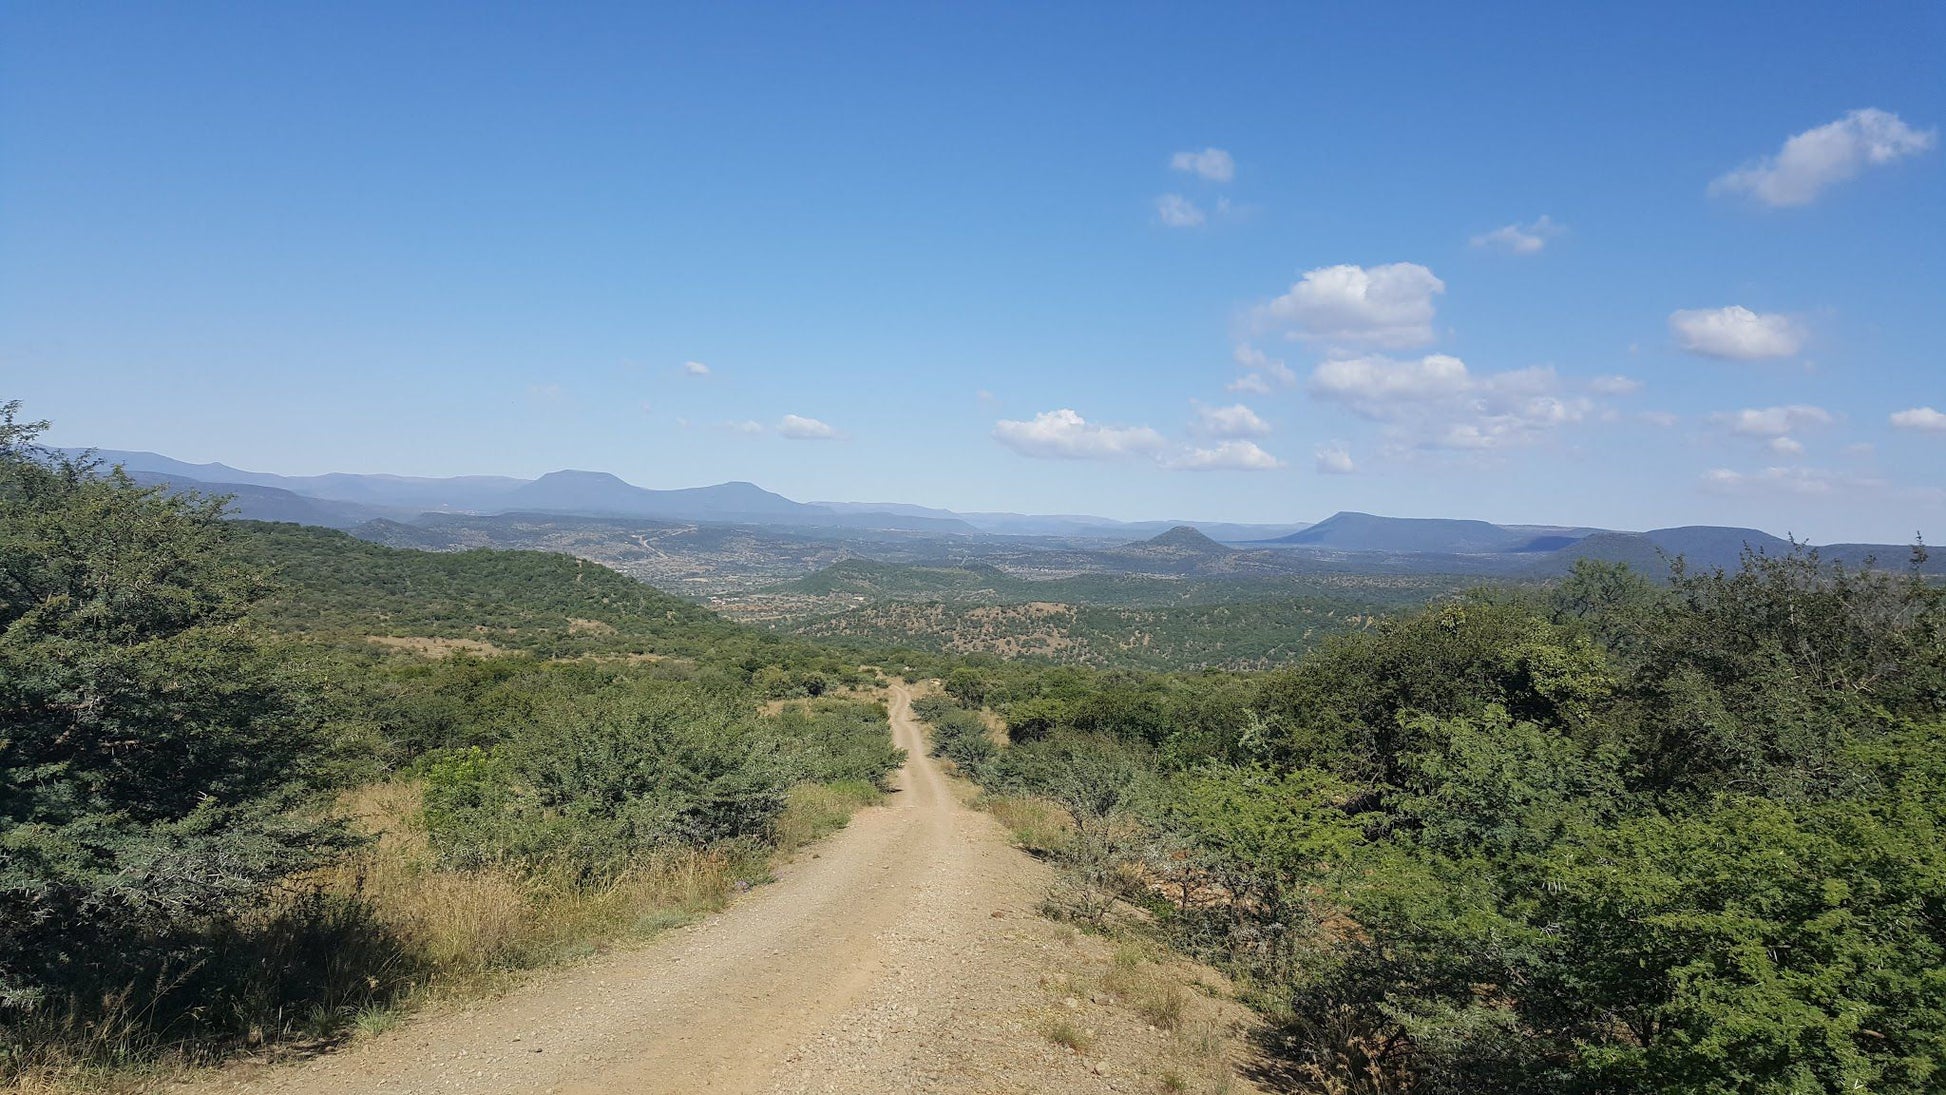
[234,521,752,658]
[1122,525,1234,556]
[126,471,394,528]
[1534,525,1941,576]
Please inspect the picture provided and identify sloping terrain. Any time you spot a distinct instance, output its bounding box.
[170,685,1260,1095]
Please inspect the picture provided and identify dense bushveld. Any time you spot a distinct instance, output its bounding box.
[756,558,1462,671]
[918,547,1946,1093]
[12,391,1946,1095]
[0,405,900,1082]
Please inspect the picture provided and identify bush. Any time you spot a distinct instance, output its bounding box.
[913,693,999,777]
[0,406,350,1041]
[420,690,901,875]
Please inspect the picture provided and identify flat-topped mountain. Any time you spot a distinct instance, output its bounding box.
[1266,511,1582,554]
[500,470,815,521]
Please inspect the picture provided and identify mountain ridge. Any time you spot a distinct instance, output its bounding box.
[66,447,1934,573]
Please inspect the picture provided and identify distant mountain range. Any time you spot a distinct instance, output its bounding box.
[1231,515,1933,576]
[75,449,1308,539]
[72,447,1938,577]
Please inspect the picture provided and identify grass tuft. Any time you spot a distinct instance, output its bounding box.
[1044,1018,1094,1053]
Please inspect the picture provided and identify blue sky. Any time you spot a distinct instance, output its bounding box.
[3,2,1941,541]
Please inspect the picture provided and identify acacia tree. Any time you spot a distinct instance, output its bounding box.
[0,402,346,1012]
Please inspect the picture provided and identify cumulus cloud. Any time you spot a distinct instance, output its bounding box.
[1669,306,1805,361]
[1891,406,1946,432]
[1190,402,1271,438]
[1156,194,1205,228]
[1309,353,1474,412]
[1171,440,1282,471]
[1470,215,1564,255]
[1701,465,1882,497]
[1254,263,1445,349]
[1590,375,1641,395]
[1308,354,1601,452]
[1170,147,1235,182]
[684,361,711,376]
[1768,437,1806,456]
[993,408,1167,461]
[1711,108,1937,207]
[778,414,840,440]
[1710,404,1833,437]
[1226,374,1272,395]
[1315,441,1356,475]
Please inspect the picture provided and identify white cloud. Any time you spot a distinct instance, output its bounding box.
[778,414,840,440]
[1891,406,1946,432]
[1710,404,1833,437]
[1171,440,1282,471]
[1156,194,1205,228]
[1309,353,1473,413]
[1308,354,1600,452]
[683,361,711,376]
[1254,263,1445,349]
[1470,215,1564,255]
[993,409,1167,461]
[1768,436,1806,456]
[1590,375,1641,395]
[1190,402,1271,438]
[1640,410,1680,428]
[1226,374,1272,395]
[722,419,765,435]
[1701,465,1881,497]
[1315,441,1356,475]
[1233,343,1297,386]
[1711,108,1937,207]
[1669,306,1805,361]
[1170,147,1235,182]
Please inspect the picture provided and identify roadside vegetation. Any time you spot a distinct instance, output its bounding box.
[917,544,1946,1093]
[12,391,1946,1095]
[0,404,900,1087]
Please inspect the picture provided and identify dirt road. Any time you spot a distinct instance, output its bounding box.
[178,683,1245,1094]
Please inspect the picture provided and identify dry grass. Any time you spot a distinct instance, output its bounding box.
[770,780,882,857]
[1044,1018,1094,1053]
[5,775,881,1094]
[1099,945,1188,1031]
[983,794,1076,857]
[320,782,739,994]
[363,635,505,658]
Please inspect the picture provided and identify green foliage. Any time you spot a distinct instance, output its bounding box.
[1253,593,1615,782]
[421,692,901,874]
[944,547,1946,1093]
[0,404,353,1040]
[912,693,999,776]
[1533,787,1946,1093]
[0,404,904,1071]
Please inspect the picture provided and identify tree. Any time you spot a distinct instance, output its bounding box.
[0,403,346,1011]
